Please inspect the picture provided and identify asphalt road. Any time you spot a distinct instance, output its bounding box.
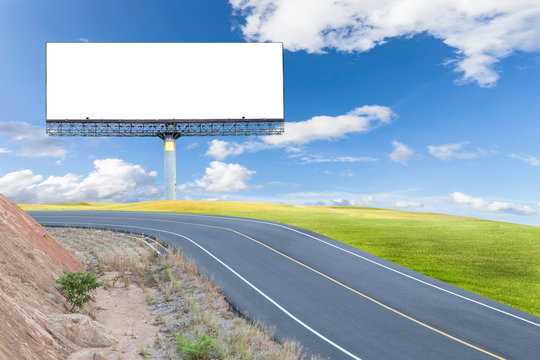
[28,211,540,360]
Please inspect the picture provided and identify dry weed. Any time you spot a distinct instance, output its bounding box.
[47,227,323,360]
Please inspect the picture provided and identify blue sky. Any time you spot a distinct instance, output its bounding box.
[1,0,540,226]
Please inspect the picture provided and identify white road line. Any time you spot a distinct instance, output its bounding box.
[38,212,540,328]
[159,213,540,328]
[41,221,363,360]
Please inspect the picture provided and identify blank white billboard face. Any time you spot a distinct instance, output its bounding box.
[46,43,283,120]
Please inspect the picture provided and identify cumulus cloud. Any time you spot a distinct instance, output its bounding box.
[388,140,414,164]
[230,0,540,87]
[0,122,67,159]
[205,106,393,160]
[180,161,257,193]
[0,170,44,201]
[0,158,159,204]
[264,105,394,146]
[205,139,271,160]
[450,191,536,215]
[427,142,487,160]
[509,153,540,166]
[395,200,424,208]
[0,147,11,154]
[206,140,245,159]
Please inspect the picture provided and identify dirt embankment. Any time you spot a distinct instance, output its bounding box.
[2,194,318,360]
[0,194,84,359]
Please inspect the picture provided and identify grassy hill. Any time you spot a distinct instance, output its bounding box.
[20,201,540,317]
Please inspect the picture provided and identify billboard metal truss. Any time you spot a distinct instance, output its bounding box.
[46,119,284,137]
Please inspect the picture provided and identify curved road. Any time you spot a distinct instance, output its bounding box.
[28,211,540,360]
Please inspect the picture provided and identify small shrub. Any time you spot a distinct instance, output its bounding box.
[175,333,215,360]
[54,270,104,311]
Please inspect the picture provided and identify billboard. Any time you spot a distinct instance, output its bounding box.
[46,43,283,121]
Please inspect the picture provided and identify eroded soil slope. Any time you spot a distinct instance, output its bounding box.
[0,194,84,359]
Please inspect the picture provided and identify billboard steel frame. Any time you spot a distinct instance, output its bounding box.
[46,119,284,137]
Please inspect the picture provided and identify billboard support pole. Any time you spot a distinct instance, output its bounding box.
[158,133,181,200]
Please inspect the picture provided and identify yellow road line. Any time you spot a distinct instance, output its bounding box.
[175,220,505,360]
[41,215,506,359]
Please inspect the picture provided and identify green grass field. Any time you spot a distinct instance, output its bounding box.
[20,200,540,317]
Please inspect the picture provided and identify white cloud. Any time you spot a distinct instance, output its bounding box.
[450,191,536,215]
[362,195,375,205]
[268,181,299,187]
[339,169,355,177]
[181,161,257,193]
[206,140,245,159]
[78,38,89,42]
[0,122,67,159]
[0,170,44,201]
[395,200,424,208]
[205,106,393,160]
[294,153,377,164]
[205,139,271,160]
[78,158,158,200]
[0,147,10,153]
[264,105,394,146]
[181,195,230,201]
[225,190,437,209]
[202,195,229,201]
[332,195,374,206]
[230,0,540,87]
[427,142,487,160]
[332,198,357,206]
[388,140,414,164]
[0,158,159,204]
[207,140,378,164]
[509,153,540,166]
